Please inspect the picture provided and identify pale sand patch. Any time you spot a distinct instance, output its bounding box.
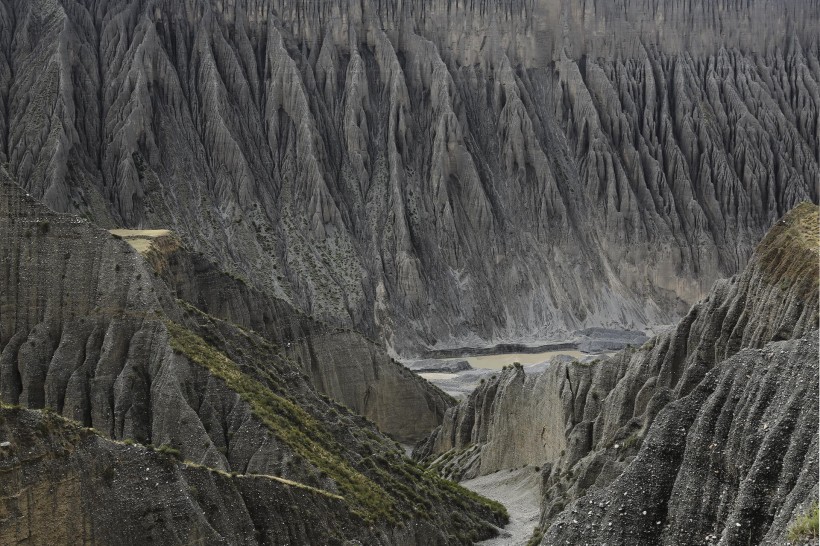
[455,350,588,370]
[120,238,154,253]
[109,229,172,254]
[419,372,458,381]
[109,229,172,238]
[463,468,542,545]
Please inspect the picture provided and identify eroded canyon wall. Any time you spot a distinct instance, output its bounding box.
[0,0,816,352]
[417,203,819,544]
[0,172,508,543]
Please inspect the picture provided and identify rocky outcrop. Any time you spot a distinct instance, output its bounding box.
[541,338,818,546]
[0,173,507,543]
[416,203,819,543]
[0,170,449,444]
[415,362,572,479]
[0,0,816,354]
[137,228,452,443]
[0,405,389,545]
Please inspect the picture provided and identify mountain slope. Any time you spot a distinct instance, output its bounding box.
[130,226,452,443]
[0,404,374,545]
[416,203,819,544]
[0,172,507,543]
[0,168,450,444]
[0,0,816,352]
[542,337,818,545]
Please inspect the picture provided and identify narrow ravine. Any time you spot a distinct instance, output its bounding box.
[462,468,542,546]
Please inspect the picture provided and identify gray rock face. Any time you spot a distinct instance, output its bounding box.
[417,362,572,479]
[416,204,819,542]
[0,173,507,543]
[542,338,819,546]
[575,328,649,353]
[0,405,473,546]
[0,169,449,444]
[140,231,452,443]
[0,0,816,353]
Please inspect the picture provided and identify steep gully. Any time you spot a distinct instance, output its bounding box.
[0,0,816,354]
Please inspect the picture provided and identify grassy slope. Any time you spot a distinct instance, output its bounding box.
[166,320,508,537]
[756,202,819,295]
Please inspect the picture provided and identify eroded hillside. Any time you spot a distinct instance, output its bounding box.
[417,203,819,545]
[0,172,508,544]
[0,0,816,352]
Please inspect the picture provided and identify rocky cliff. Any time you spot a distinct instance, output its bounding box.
[0,167,450,444]
[0,172,508,543]
[136,227,452,443]
[541,337,818,545]
[416,203,819,544]
[0,0,816,353]
[0,404,388,545]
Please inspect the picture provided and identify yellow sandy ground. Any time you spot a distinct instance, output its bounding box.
[109,229,172,254]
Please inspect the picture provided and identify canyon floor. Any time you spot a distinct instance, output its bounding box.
[463,469,542,546]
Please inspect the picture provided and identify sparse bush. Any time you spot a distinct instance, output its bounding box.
[36,419,52,435]
[623,432,642,450]
[156,444,182,460]
[788,502,819,543]
[527,526,545,546]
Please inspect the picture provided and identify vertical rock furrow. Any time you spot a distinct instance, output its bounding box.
[0,0,816,353]
[416,204,818,544]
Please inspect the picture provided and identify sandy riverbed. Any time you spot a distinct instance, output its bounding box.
[450,349,588,370]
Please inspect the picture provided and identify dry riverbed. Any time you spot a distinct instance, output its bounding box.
[449,349,588,370]
[463,468,542,545]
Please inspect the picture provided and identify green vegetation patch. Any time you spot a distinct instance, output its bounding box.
[756,203,819,298]
[788,502,819,543]
[527,526,545,546]
[166,321,395,522]
[166,320,508,535]
[181,459,344,501]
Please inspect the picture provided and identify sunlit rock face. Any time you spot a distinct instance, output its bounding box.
[0,0,817,353]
